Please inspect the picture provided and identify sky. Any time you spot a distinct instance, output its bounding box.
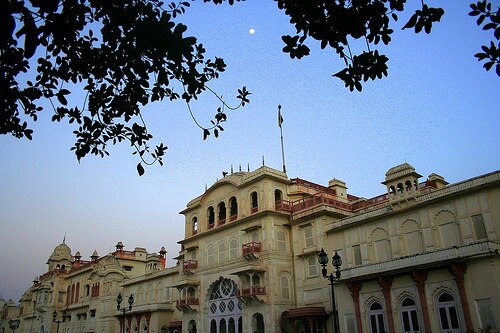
[0,1,499,302]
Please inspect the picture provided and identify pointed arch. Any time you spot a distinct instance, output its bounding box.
[434,210,460,248]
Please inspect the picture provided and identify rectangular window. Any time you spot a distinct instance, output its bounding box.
[472,214,487,240]
[353,245,362,266]
[304,226,314,247]
[476,298,497,330]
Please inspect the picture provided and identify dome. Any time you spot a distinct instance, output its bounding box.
[385,163,415,177]
[48,242,72,262]
[383,163,422,183]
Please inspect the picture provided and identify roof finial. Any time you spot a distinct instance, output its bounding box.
[231,164,234,174]
[262,155,265,166]
[247,163,250,172]
[63,233,66,244]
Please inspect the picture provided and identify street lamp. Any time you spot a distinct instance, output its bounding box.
[8,319,20,333]
[116,293,134,333]
[52,310,65,333]
[318,248,342,333]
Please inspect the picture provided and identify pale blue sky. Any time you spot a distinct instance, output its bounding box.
[0,1,499,302]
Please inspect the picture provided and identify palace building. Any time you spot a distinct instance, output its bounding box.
[2,163,499,333]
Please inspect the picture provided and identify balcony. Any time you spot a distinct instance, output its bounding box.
[182,260,198,274]
[242,241,261,260]
[218,218,226,226]
[175,298,199,312]
[250,206,258,214]
[275,200,292,212]
[342,240,499,280]
[230,214,238,222]
[237,286,266,303]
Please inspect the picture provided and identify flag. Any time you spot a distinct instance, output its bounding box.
[278,105,283,128]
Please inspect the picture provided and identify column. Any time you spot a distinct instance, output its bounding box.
[347,281,363,333]
[377,276,395,333]
[410,270,432,333]
[449,262,473,333]
[145,312,152,333]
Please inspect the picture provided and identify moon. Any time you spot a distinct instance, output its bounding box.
[249,28,256,34]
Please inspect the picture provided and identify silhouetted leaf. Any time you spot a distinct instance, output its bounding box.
[137,163,145,176]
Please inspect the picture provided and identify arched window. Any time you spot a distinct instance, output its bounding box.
[251,313,265,333]
[251,232,259,242]
[397,183,404,193]
[280,275,290,300]
[192,217,198,235]
[218,202,226,224]
[437,292,461,332]
[252,274,261,287]
[401,220,424,255]
[208,278,242,333]
[75,282,80,303]
[188,320,197,333]
[187,287,196,300]
[277,230,287,252]
[435,211,460,248]
[274,189,283,208]
[307,256,318,277]
[405,180,413,191]
[218,242,226,263]
[371,228,391,262]
[71,284,75,304]
[66,286,71,305]
[207,206,215,228]
[389,186,396,195]
[368,302,386,333]
[400,297,421,333]
[229,239,238,259]
[250,192,258,213]
[229,197,238,221]
[207,245,215,266]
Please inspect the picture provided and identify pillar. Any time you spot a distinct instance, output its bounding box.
[449,262,473,333]
[377,276,396,333]
[410,270,432,333]
[347,281,363,333]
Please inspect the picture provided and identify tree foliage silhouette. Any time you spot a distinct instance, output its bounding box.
[1,0,498,174]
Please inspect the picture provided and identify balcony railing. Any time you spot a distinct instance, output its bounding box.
[275,200,292,212]
[230,214,238,222]
[218,218,226,225]
[250,206,258,214]
[183,259,198,271]
[342,241,499,280]
[207,223,215,229]
[291,193,351,212]
[242,241,261,256]
[176,298,199,307]
[237,286,266,297]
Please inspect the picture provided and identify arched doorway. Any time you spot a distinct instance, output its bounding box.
[252,313,265,333]
[208,278,242,333]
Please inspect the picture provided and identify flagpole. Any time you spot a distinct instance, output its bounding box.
[278,105,286,174]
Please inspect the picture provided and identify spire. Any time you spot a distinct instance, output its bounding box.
[262,155,265,166]
[62,233,66,244]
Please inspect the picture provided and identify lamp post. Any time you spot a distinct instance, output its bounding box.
[318,248,342,333]
[8,319,20,333]
[52,310,65,333]
[116,293,134,333]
